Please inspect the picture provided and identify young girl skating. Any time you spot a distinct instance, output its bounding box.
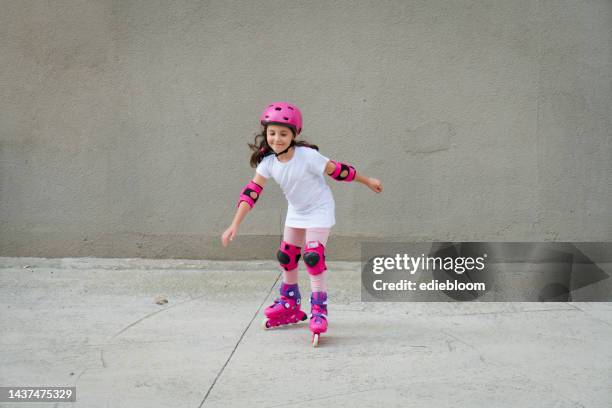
[221,102,382,347]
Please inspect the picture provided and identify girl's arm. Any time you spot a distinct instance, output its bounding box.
[222,172,268,246]
[324,161,382,193]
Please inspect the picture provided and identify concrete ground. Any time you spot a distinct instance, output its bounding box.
[1,257,611,408]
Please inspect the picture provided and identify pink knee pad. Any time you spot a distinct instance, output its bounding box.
[303,241,327,275]
[277,241,302,271]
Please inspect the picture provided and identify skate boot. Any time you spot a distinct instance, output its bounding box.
[263,283,307,329]
[309,291,328,347]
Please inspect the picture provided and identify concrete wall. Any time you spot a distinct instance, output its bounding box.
[1,0,611,260]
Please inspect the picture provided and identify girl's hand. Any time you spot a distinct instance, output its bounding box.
[367,177,382,193]
[221,224,238,247]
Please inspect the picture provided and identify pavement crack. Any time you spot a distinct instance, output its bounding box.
[440,329,475,350]
[564,302,612,328]
[75,368,90,383]
[111,295,206,339]
[440,329,492,366]
[198,272,281,408]
[100,349,107,368]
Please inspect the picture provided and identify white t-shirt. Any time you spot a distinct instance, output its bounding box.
[256,146,336,228]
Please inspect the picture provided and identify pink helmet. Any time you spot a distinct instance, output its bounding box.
[260,102,303,135]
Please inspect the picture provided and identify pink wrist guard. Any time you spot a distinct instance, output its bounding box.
[329,160,356,182]
[237,180,263,209]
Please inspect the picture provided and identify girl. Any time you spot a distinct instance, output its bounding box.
[221,102,382,347]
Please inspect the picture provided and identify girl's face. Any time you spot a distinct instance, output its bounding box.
[266,125,294,154]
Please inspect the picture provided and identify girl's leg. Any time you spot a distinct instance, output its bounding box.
[281,226,305,284]
[304,228,332,343]
[304,228,331,292]
[263,226,308,328]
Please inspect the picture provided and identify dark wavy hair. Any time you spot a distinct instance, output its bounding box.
[248,124,319,168]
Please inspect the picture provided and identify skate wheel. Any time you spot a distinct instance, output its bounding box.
[312,333,319,347]
[262,319,271,330]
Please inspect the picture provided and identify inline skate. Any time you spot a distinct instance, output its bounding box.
[309,291,328,347]
[262,283,307,329]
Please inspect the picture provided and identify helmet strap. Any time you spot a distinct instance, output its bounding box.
[275,140,295,157]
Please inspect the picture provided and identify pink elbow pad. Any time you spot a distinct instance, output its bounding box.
[237,180,263,208]
[330,160,356,182]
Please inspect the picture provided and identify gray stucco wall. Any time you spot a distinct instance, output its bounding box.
[1,1,611,260]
